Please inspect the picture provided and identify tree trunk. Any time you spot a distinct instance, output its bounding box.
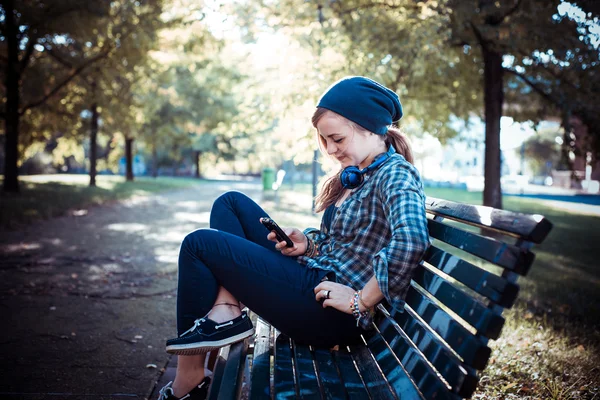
[89,97,98,187]
[482,46,504,209]
[194,151,201,178]
[2,0,21,193]
[125,137,134,181]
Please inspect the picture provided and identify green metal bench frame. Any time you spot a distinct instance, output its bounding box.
[202,196,553,399]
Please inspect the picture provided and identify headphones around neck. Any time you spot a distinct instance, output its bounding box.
[340,146,395,189]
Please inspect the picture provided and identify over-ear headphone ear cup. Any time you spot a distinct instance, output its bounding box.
[339,146,395,190]
[340,166,363,189]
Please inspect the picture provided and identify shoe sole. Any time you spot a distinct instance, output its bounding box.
[165,328,255,355]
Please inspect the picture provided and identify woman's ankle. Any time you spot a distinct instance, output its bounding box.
[207,303,241,323]
[172,369,206,397]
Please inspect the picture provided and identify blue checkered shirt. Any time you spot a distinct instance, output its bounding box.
[298,151,430,313]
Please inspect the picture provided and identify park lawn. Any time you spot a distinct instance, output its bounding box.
[0,174,203,230]
[275,183,600,399]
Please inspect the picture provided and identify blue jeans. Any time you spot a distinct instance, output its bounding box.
[176,191,362,347]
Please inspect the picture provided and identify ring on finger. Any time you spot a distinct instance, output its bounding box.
[325,290,330,299]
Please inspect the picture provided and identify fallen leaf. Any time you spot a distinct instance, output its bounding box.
[577,345,585,352]
[503,382,518,391]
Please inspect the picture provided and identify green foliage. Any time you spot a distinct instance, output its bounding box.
[0,0,168,178]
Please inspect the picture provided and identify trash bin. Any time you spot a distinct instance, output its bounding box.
[262,168,276,191]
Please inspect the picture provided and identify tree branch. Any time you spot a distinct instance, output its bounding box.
[19,34,38,73]
[19,48,112,114]
[488,0,523,25]
[503,67,558,105]
[43,43,75,69]
[469,21,488,49]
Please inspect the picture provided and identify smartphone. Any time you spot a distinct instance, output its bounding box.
[260,217,294,247]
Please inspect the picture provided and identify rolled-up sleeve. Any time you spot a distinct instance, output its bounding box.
[373,168,430,312]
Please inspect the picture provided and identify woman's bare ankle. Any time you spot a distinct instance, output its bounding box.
[172,369,206,397]
[207,303,241,323]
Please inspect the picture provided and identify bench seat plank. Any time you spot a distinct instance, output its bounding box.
[405,285,492,369]
[332,347,370,399]
[293,343,321,398]
[249,318,272,400]
[412,266,505,339]
[274,333,298,399]
[425,197,553,243]
[349,343,399,399]
[312,348,348,399]
[428,219,535,275]
[424,246,520,308]
[207,346,231,400]
[363,331,424,399]
[390,307,480,398]
[375,318,461,400]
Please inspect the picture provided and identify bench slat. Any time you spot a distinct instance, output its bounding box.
[215,340,249,399]
[425,196,553,243]
[428,219,535,275]
[390,307,479,398]
[293,343,321,398]
[350,343,400,400]
[375,318,461,400]
[424,246,520,308]
[312,348,348,399]
[332,347,371,399]
[363,331,425,399]
[274,333,298,399]
[405,285,492,370]
[412,266,505,339]
[249,318,272,400]
[207,346,231,400]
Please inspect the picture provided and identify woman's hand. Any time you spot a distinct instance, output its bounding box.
[313,282,356,315]
[267,227,307,256]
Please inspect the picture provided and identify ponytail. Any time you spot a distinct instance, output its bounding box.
[385,126,413,164]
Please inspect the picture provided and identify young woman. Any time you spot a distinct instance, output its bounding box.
[158,76,430,400]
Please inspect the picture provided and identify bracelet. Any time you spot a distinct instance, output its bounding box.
[303,237,319,258]
[349,291,374,327]
[358,290,370,310]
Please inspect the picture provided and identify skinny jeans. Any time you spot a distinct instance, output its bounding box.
[176,191,362,348]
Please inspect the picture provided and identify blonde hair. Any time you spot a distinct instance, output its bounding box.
[312,107,414,213]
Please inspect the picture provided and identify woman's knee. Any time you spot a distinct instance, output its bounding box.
[181,228,219,253]
[213,190,249,210]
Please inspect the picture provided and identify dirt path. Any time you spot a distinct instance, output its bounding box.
[0,180,263,399]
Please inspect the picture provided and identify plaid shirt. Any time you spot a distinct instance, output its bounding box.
[298,150,430,313]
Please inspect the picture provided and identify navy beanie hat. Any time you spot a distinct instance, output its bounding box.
[317,76,403,135]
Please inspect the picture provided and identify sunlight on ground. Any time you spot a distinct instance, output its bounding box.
[106,223,150,232]
[174,211,211,225]
[21,174,123,190]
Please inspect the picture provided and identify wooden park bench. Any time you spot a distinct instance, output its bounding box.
[153,196,553,399]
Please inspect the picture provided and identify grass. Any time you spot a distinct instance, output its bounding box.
[274,183,600,400]
[0,174,204,230]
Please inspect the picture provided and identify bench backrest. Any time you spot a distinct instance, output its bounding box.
[366,197,553,399]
